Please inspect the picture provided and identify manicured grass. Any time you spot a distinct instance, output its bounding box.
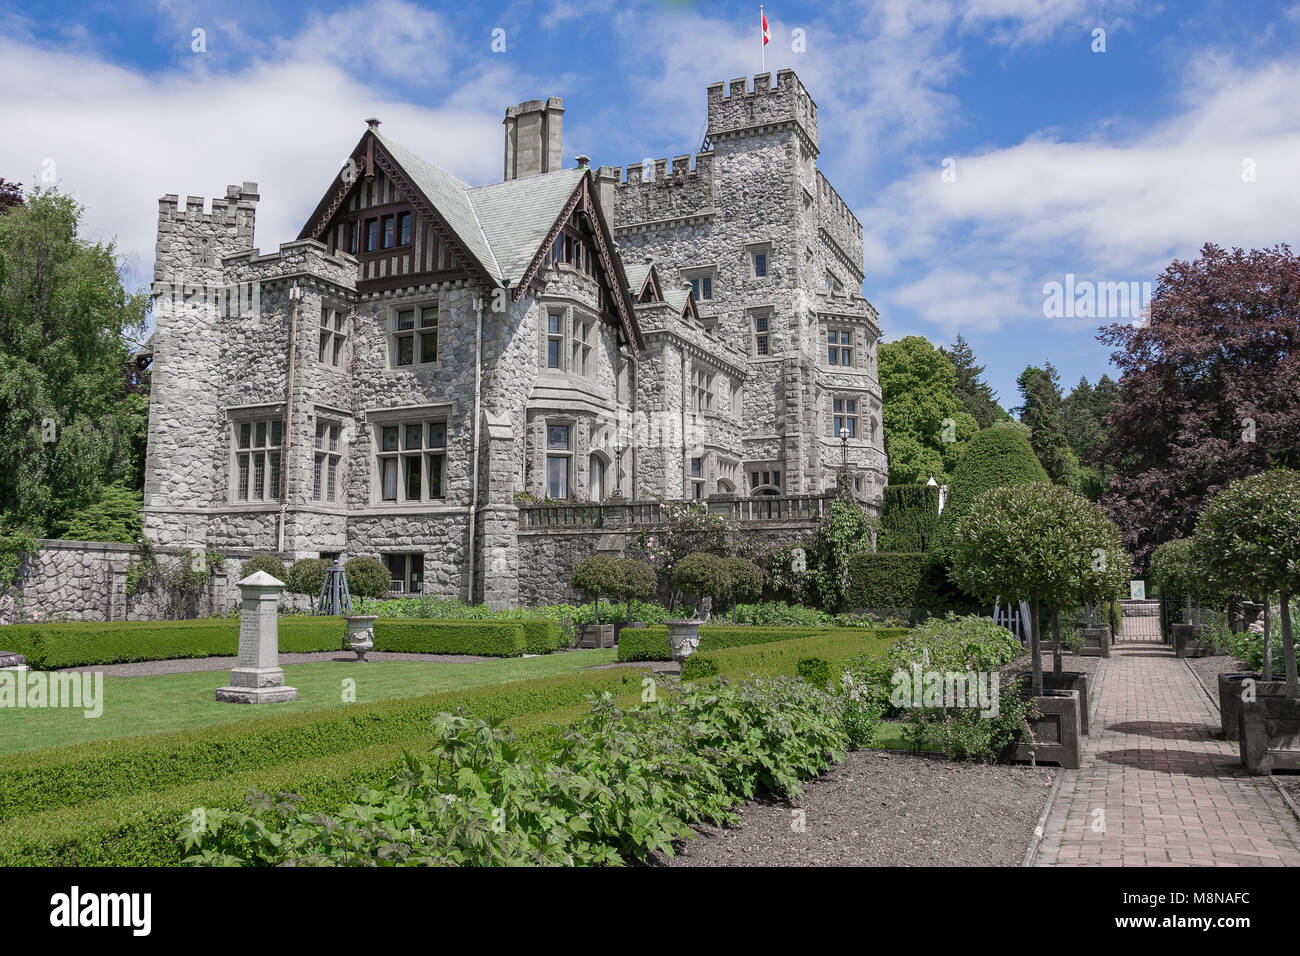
[0,649,615,755]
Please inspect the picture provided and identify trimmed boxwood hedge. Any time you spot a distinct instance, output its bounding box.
[371,619,525,657]
[878,484,942,552]
[693,629,903,681]
[843,551,976,618]
[3,616,559,669]
[0,668,649,828]
[931,425,1048,558]
[614,624,838,662]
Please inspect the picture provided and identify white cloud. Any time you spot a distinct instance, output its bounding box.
[861,52,1300,331]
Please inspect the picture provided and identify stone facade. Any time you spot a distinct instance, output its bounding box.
[138,71,887,609]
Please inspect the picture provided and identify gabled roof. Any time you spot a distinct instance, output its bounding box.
[468,167,588,285]
[625,261,654,298]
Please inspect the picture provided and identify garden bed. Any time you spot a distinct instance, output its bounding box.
[656,749,1055,867]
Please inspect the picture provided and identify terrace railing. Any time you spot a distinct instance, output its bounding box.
[517,492,838,530]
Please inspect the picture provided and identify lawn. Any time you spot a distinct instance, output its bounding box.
[0,649,616,755]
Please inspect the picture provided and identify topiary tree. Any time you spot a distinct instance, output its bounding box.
[285,558,330,600]
[950,482,1131,696]
[570,554,622,624]
[932,424,1049,561]
[345,556,390,611]
[239,554,287,582]
[614,558,658,624]
[1192,469,1300,697]
[672,552,730,620]
[722,556,764,622]
[1147,538,1224,627]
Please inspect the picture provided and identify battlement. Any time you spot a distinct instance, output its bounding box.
[816,170,862,240]
[610,151,713,186]
[705,69,818,148]
[157,182,259,230]
[154,182,259,283]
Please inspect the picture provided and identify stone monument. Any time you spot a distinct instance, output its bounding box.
[215,571,298,703]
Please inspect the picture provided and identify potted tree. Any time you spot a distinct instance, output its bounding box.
[1149,538,1217,658]
[722,556,764,623]
[612,557,657,644]
[1192,469,1300,768]
[342,556,389,661]
[951,483,1131,766]
[570,555,620,648]
[666,552,728,660]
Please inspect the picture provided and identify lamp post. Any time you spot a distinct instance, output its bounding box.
[613,441,625,498]
[839,425,850,489]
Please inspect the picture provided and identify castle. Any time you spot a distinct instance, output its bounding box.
[140,70,887,606]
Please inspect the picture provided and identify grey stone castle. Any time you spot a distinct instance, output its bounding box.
[140,70,887,606]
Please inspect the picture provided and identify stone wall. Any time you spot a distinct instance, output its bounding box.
[2,540,311,625]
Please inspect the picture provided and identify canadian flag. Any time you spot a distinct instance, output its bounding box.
[761,9,770,46]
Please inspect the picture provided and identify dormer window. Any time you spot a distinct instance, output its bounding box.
[392,305,438,367]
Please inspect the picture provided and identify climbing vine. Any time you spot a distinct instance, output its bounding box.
[125,541,225,618]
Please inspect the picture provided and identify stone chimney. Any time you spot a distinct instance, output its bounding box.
[503,97,564,180]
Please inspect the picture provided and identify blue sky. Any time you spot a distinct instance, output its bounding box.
[3,0,1299,408]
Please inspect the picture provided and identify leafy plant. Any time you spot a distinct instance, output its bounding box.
[238,555,286,582]
[570,555,622,625]
[344,556,390,610]
[285,558,330,600]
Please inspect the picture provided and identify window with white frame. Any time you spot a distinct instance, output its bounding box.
[234,417,283,502]
[319,306,347,367]
[752,312,771,356]
[832,397,859,439]
[313,419,343,503]
[391,305,438,368]
[545,311,564,370]
[691,368,715,412]
[546,424,571,499]
[827,328,853,367]
[377,419,447,503]
[571,316,594,377]
[383,553,423,594]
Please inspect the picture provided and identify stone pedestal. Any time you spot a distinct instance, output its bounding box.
[665,620,702,662]
[345,615,377,662]
[216,571,298,704]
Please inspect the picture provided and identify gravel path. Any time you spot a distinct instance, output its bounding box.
[1188,651,1253,690]
[58,650,494,677]
[657,749,1055,867]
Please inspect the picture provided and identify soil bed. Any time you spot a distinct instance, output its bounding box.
[656,748,1055,867]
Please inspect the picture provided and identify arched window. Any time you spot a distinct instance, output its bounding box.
[588,453,608,502]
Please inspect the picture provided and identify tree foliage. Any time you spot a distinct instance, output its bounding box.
[571,554,623,623]
[0,179,22,215]
[1098,243,1300,568]
[1192,469,1300,696]
[345,556,391,608]
[0,187,150,548]
[60,481,142,544]
[941,333,1008,430]
[1016,363,1079,488]
[879,336,976,484]
[950,482,1131,694]
[285,559,330,599]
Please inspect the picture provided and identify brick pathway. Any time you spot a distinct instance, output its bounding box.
[1034,639,1300,866]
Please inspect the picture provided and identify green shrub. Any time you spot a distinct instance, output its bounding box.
[797,656,832,689]
[672,552,730,613]
[734,601,834,627]
[844,551,971,619]
[372,619,526,657]
[879,484,942,552]
[180,675,849,867]
[615,558,659,621]
[238,555,287,582]
[931,425,1048,559]
[344,556,390,608]
[571,555,623,623]
[680,655,719,681]
[517,618,562,655]
[615,624,841,662]
[285,558,330,598]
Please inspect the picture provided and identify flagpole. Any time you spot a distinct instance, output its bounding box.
[760,5,766,71]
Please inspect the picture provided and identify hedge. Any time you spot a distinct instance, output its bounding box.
[1,617,558,669]
[843,551,974,617]
[615,624,838,662]
[695,629,904,681]
[0,668,650,828]
[878,484,942,552]
[371,619,525,657]
[931,424,1048,557]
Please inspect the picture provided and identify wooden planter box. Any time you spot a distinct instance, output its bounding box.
[1042,670,1091,736]
[1076,626,1111,659]
[577,624,616,649]
[1173,623,1209,658]
[1218,673,1285,740]
[1014,687,1082,769]
[1240,693,1300,774]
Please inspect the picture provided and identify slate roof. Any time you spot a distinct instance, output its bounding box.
[375,132,585,287]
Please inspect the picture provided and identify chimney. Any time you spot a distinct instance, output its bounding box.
[503,96,565,180]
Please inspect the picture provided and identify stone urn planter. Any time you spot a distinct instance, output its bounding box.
[1042,670,1092,736]
[1173,623,1209,658]
[1218,673,1286,740]
[1240,693,1300,774]
[613,621,646,645]
[664,620,702,662]
[345,615,378,662]
[1075,626,1111,659]
[1013,684,1082,769]
[578,624,616,649]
